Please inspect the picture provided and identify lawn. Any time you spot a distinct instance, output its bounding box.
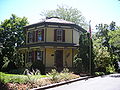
[0,72,47,84]
[0,69,80,90]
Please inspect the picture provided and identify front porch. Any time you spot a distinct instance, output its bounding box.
[18,46,78,72]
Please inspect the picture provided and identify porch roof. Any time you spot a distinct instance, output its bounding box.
[19,42,79,48]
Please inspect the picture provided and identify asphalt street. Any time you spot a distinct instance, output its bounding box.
[46,74,120,90]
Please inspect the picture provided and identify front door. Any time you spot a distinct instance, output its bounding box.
[55,50,63,68]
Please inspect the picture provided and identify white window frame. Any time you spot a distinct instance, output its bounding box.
[28,52,32,62]
[38,30,42,41]
[28,31,33,43]
[56,29,63,42]
[36,51,43,61]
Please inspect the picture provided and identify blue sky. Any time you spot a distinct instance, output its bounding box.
[0,0,120,31]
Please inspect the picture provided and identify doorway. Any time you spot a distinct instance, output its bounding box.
[55,50,63,69]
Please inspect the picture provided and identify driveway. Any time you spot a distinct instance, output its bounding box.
[46,74,120,90]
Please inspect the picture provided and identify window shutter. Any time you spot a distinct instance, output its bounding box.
[42,51,43,62]
[28,32,29,43]
[32,51,34,62]
[26,52,28,62]
[54,29,57,41]
[36,30,38,42]
[42,29,44,41]
[33,31,35,42]
[63,30,65,42]
[35,51,37,61]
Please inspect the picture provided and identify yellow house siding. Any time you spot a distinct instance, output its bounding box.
[64,49,72,67]
[46,48,54,67]
[65,29,72,43]
[46,27,73,43]
[73,30,80,44]
[46,28,54,42]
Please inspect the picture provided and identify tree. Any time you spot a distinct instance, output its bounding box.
[108,28,120,66]
[0,14,28,70]
[40,5,88,29]
[93,21,119,73]
[74,33,90,74]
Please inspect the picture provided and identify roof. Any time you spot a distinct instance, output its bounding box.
[25,17,87,33]
[19,42,78,48]
[45,17,75,24]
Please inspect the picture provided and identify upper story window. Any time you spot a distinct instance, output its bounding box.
[28,31,34,43]
[27,29,44,43]
[57,30,63,41]
[36,29,44,42]
[54,29,65,42]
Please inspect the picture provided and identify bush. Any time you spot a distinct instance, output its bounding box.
[8,68,26,74]
[1,61,17,72]
[48,69,59,82]
[95,72,105,76]
[73,55,83,74]
[30,61,45,75]
[106,64,115,74]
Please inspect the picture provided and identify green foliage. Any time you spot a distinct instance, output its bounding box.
[106,64,115,74]
[94,47,111,69]
[8,67,26,74]
[73,55,83,73]
[23,69,41,75]
[74,33,94,74]
[47,68,79,82]
[0,14,28,70]
[93,21,120,74]
[0,72,46,84]
[1,61,17,72]
[108,28,120,48]
[30,61,45,75]
[0,72,28,84]
[40,5,88,29]
[48,69,59,82]
[95,72,105,76]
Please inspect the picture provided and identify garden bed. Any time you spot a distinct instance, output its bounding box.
[0,69,80,90]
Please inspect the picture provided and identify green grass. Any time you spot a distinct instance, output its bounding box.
[0,72,47,84]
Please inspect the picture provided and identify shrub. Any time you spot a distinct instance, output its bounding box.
[30,61,45,75]
[8,68,26,74]
[106,64,115,74]
[1,61,17,72]
[48,69,59,82]
[73,55,83,74]
[95,72,105,76]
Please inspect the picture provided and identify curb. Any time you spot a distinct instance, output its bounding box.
[31,76,93,90]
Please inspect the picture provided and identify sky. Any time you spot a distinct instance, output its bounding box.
[0,0,120,32]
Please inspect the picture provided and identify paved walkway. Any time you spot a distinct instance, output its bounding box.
[47,74,120,90]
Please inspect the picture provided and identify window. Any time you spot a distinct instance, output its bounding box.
[57,29,63,41]
[28,52,32,62]
[36,51,43,61]
[28,31,34,43]
[54,29,65,42]
[36,29,44,42]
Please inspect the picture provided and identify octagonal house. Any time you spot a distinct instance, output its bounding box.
[19,17,86,72]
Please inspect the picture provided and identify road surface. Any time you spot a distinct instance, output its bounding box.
[47,74,120,90]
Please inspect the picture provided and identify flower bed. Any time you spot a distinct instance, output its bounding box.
[0,69,80,90]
